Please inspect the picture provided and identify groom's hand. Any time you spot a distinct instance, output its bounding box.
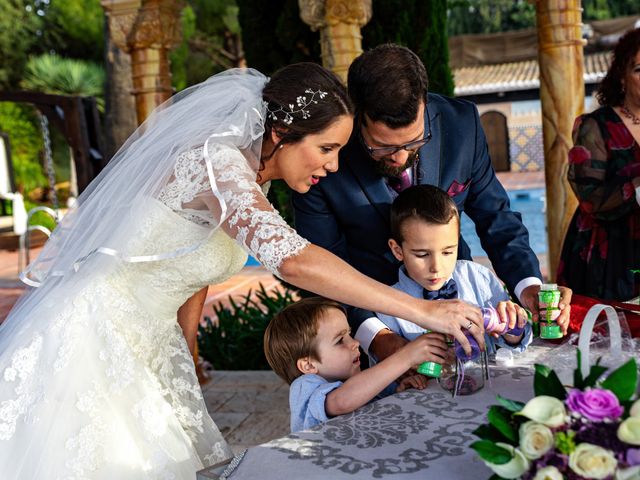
[520,284,572,335]
[370,329,408,362]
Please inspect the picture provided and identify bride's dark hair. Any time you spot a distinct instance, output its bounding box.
[261,63,353,160]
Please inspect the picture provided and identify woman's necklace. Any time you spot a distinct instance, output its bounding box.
[620,104,640,125]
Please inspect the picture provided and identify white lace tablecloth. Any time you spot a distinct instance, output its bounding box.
[198,343,557,480]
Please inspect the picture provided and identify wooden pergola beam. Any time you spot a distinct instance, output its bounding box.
[536,0,584,280]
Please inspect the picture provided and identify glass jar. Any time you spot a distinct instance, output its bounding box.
[438,331,487,396]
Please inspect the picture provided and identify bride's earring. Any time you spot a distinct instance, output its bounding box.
[278,144,284,149]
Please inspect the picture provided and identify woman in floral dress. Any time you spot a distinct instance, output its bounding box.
[558,28,640,301]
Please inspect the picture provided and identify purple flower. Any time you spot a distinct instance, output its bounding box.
[574,419,627,454]
[566,388,624,422]
[628,448,640,467]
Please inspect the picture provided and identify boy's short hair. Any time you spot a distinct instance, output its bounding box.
[390,185,460,243]
[264,297,346,385]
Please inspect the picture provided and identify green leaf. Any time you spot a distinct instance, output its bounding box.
[472,424,511,443]
[573,350,584,388]
[495,395,525,413]
[470,440,512,465]
[582,364,608,389]
[600,358,638,402]
[487,406,517,443]
[489,475,508,480]
[534,364,567,400]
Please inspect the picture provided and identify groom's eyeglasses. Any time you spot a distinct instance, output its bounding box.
[358,104,432,159]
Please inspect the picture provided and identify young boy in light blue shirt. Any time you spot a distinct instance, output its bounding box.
[264,297,447,432]
[370,185,533,375]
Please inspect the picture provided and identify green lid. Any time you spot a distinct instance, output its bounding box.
[540,324,563,339]
[417,361,442,377]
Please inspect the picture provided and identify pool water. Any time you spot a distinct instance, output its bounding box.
[460,188,548,257]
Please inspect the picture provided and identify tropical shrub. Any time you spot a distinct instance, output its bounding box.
[198,284,297,370]
[0,102,45,194]
[21,54,105,109]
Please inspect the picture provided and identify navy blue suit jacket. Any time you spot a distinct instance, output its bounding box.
[292,94,541,329]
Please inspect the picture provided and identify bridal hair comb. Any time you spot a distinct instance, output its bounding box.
[265,89,327,125]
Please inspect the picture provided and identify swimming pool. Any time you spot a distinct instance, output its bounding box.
[460,188,548,257]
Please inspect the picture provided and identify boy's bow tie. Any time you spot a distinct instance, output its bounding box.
[423,278,458,300]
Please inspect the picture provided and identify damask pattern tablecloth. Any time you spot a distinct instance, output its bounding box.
[198,362,541,480]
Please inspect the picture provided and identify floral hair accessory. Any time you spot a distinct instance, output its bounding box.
[265,88,328,125]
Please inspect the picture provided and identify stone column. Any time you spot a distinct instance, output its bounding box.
[103,14,137,159]
[299,0,372,83]
[535,1,583,281]
[102,0,184,124]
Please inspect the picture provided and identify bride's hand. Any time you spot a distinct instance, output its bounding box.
[419,299,484,355]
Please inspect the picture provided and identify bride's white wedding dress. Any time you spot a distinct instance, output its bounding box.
[0,145,309,479]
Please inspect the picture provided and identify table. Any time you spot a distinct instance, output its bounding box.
[198,344,556,480]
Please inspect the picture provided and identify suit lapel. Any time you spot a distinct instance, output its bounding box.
[343,141,392,223]
[417,100,441,187]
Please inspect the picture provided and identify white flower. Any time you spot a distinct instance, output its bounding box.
[517,395,567,428]
[569,443,617,479]
[618,417,640,446]
[630,400,640,418]
[533,466,563,480]
[483,442,530,479]
[616,466,640,480]
[519,421,554,459]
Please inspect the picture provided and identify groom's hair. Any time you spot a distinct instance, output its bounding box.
[390,185,460,244]
[348,44,428,128]
[264,297,346,384]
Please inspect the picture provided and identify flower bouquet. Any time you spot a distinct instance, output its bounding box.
[471,353,639,479]
[471,305,640,479]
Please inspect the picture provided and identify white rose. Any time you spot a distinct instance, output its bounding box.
[616,466,640,480]
[618,417,640,446]
[519,421,554,460]
[533,466,563,480]
[484,442,530,479]
[517,396,567,428]
[630,400,640,418]
[569,443,617,479]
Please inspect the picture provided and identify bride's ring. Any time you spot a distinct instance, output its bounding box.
[466,321,474,330]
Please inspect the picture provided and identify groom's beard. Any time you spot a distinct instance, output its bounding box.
[372,150,419,177]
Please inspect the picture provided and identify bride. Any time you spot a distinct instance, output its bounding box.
[0,63,482,479]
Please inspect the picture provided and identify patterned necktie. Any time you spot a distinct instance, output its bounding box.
[423,278,458,300]
[388,169,412,193]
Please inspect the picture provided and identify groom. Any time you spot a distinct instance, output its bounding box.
[292,44,570,363]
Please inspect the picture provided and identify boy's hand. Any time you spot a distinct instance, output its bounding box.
[402,332,448,367]
[494,301,528,336]
[396,373,429,392]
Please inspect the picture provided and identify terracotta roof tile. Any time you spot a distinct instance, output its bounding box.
[453,51,611,96]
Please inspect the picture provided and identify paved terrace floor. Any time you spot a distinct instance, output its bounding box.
[0,171,547,452]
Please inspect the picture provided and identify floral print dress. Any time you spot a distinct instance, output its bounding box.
[558,106,640,301]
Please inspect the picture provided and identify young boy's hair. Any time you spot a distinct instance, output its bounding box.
[390,184,460,243]
[264,297,346,384]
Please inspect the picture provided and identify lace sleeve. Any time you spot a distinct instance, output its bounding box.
[159,145,310,276]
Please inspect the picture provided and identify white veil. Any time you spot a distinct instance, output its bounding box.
[1,68,268,339]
